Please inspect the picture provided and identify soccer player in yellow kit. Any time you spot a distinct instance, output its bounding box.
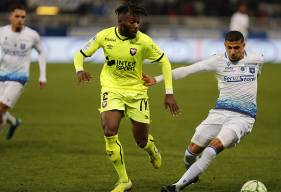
[73,2,179,192]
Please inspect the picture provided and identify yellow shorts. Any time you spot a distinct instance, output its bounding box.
[99,88,150,124]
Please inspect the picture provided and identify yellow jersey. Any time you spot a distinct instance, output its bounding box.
[74,27,173,94]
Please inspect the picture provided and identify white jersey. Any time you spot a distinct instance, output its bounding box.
[0,25,46,85]
[230,12,249,38]
[155,52,264,118]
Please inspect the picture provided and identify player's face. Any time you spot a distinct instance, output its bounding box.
[118,12,140,38]
[224,40,245,62]
[9,9,26,32]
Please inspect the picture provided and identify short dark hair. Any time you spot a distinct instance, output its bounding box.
[9,4,26,12]
[115,1,147,16]
[225,31,244,42]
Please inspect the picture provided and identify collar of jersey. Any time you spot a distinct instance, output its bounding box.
[115,27,133,41]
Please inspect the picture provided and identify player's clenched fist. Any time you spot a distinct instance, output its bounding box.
[142,74,156,86]
[76,70,92,83]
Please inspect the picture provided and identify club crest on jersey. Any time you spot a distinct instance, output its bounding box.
[20,43,26,50]
[130,48,137,56]
[249,67,255,74]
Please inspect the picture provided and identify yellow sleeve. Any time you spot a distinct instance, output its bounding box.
[73,32,102,72]
[74,51,85,72]
[158,55,173,94]
[145,37,173,94]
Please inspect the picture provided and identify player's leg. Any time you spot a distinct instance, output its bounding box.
[131,120,161,169]
[1,81,24,139]
[183,109,225,169]
[168,112,250,191]
[0,102,9,130]
[101,110,132,192]
[6,111,17,125]
[125,94,161,169]
[0,81,7,129]
[100,90,132,191]
[161,109,224,191]
[163,138,224,192]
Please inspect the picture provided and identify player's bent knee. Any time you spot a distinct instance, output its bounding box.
[0,103,9,114]
[188,143,204,155]
[102,123,119,136]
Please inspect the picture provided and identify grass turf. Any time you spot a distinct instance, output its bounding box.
[0,63,280,192]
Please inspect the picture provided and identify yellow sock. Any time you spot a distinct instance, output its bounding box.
[104,135,128,182]
[144,134,155,152]
[144,134,162,168]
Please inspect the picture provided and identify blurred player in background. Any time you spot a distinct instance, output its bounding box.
[73,1,179,191]
[0,4,47,139]
[143,31,264,192]
[230,2,249,38]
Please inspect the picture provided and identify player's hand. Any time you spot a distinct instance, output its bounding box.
[164,94,180,116]
[76,70,92,84]
[39,81,46,90]
[142,74,156,86]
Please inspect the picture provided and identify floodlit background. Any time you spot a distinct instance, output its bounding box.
[1,0,281,63]
[0,0,280,192]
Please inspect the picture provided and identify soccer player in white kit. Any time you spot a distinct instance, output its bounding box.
[0,5,46,139]
[143,31,264,192]
[230,3,249,38]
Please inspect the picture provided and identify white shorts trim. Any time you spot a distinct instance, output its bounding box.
[0,81,24,108]
[191,109,255,148]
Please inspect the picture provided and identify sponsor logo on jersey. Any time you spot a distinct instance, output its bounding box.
[104,37,116,42]
[130,48,137,56]
[116,60,136,71]
[2,48,28,56]
[224,61,235,71]
[223,66,234,72]
[223,75,256,82]
[226,61,231,66]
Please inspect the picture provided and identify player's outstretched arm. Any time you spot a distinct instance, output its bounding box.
[154,56,218,83]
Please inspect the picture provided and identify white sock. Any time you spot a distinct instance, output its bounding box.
[6,112,16,125]
[175,147,217,189]
[184,148,198,169]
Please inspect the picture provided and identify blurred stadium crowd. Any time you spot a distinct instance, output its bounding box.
[1,0,281,17]
[0,0,280,38]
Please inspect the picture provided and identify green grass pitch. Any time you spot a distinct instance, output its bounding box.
[0,63,280,192]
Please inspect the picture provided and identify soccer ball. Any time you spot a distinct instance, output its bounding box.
[241,180,267,192]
